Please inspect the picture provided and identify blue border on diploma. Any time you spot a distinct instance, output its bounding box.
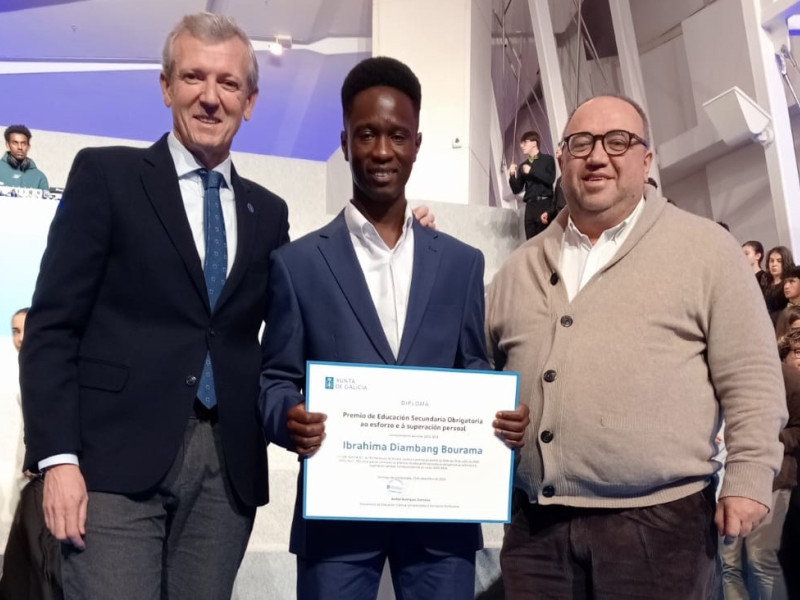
[302,360,520,524]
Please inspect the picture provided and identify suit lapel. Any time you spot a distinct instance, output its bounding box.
[141,135,208,308]
[397,221,441,364]
[318,213,396,365]
[214,167,256,312]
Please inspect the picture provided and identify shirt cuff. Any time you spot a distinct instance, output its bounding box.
[38,453,79,472]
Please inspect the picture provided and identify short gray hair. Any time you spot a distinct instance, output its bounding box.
[162,12,259,94]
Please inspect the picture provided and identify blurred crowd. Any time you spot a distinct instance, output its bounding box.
[719,241,800,600]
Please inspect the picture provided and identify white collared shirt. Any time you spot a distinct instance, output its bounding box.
[167,132,238,275]
[559,197,645,302]
[344,202,415,358]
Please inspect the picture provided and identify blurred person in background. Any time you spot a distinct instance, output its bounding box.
[765,246,795,317]
[743,241,769,292]
[775,305,800,340]
[0,125,49,190]
[780,330,800,600]
[11,307,26,352]
[782,266,800,309]
[720,329,800,600]
[0,307,62,600]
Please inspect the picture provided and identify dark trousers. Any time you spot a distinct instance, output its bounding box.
[62,412,255,600]
[297,542,475,600]
[0,476,63,600]
[524,199,552,240]
[501,488,718,599]
[779,484,800,598]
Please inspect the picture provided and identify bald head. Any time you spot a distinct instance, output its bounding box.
[562,94,649,141]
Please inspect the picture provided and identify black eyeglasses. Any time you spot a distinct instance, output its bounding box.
[561,130,649,158]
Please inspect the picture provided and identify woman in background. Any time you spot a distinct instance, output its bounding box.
[764,246,795,316]
[743,241,769,292]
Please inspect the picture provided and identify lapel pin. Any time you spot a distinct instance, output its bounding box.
[247,202,254,214]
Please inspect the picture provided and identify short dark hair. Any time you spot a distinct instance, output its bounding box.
[341,56,421,119]
[4,125,32,143]
[776,305,800,340]
[786,266,800,280]
[743,241,764,264]
[520,131,540,145]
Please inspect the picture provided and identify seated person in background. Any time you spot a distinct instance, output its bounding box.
[784,266,800,310]
[9,308,30,480]
[508,131,556,240]
[765,246,795,316]
[776,305,800,340]
[721,328,800,600]
[0,307,63,600]
[743,240,770,292]
[0,125,49,190]
[11,307,26,352]
[780,329,800,370]
[259,56,530,600]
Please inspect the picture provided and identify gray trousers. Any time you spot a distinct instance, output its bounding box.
[62,415,256,600]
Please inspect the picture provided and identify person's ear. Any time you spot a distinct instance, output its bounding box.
[340,130,349,162]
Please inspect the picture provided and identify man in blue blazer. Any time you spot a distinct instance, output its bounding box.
[259,56,530,600]
[20,13,289,599]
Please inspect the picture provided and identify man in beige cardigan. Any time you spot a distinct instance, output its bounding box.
[486,94,787,599]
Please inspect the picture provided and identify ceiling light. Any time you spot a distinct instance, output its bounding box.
[265,34,293,56]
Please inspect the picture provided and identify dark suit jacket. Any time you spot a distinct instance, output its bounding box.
[20,134,289,507]
[259,212,486,561]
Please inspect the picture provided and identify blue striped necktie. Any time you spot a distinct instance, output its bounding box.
[197,168,226,409]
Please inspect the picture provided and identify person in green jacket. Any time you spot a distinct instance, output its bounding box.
[0,125,49,190]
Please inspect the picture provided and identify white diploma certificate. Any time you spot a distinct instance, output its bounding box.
[303,361,519,523]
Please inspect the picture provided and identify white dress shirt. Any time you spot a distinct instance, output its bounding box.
[39,134,239,471]
[559,198,645,302]
[168,132,238,275]
[344,202,415,358]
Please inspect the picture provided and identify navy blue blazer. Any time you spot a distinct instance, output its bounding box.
[20,135,289,507]
[259,211,487,561]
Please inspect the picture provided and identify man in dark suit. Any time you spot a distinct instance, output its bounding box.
[19,13,289,599]
[508,130,556,240]
[259,56,530,600]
